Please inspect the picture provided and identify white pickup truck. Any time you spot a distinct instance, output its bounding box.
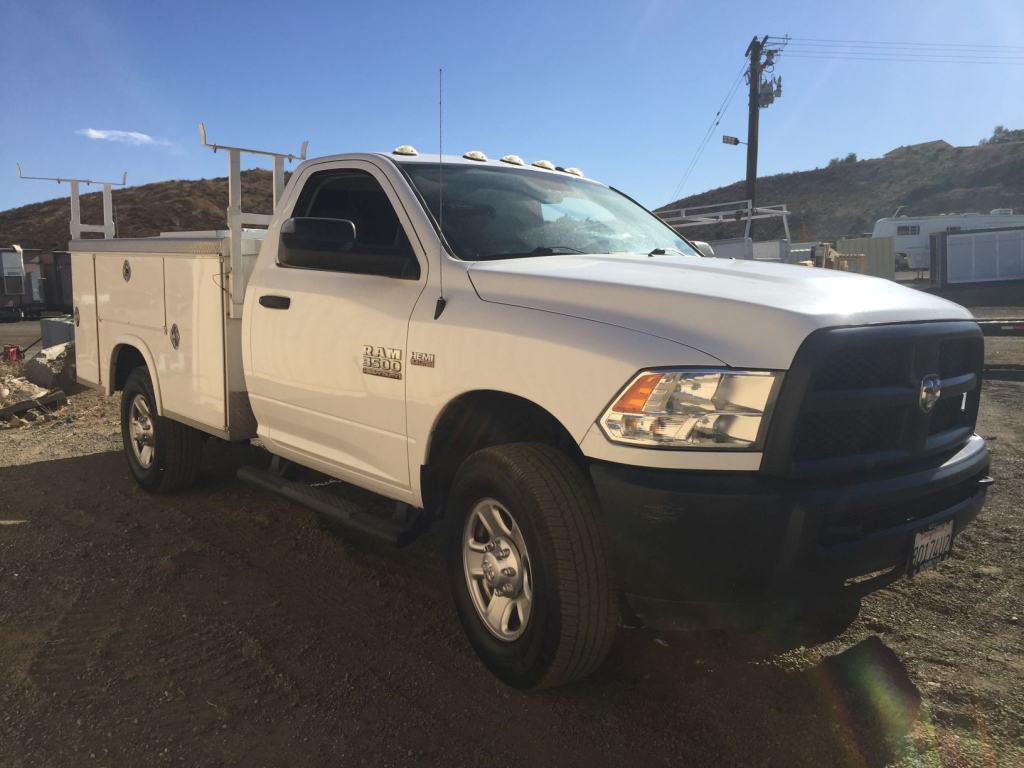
[71,140,992,690]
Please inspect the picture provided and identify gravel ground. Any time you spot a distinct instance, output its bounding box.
[0,318,1021,767]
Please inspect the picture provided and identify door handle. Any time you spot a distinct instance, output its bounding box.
[259,295,291,310]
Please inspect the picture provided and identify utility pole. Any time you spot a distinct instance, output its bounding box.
[743,35,786,208]
[745,35,764,207]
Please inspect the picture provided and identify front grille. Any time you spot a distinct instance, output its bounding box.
[794,408,904,462]
[811,342,907,391]
[763,321,984,477]
[928,396,969,436]
[938,338,974,379]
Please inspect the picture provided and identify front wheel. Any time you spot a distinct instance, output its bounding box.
[446,443,618,690]
[121,367,203,493]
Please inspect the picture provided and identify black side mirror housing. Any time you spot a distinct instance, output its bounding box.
[279,217,357,270]
[278,217,419,279]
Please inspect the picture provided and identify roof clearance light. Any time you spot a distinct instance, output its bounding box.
[563,167,583,177]
[500,155,525,166]
[463,150,488,161]
[393,145,418,156]
[531,160,555,170]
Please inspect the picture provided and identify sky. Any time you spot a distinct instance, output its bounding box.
[2,0,1023,218]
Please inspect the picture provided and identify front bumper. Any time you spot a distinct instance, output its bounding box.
[590,435,990,630]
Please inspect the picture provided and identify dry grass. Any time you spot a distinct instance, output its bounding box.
[3,142,1024,250]
[659,140,1024,243]
[0,169,284,250]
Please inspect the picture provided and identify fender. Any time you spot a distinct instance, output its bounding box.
[106,334,163,415]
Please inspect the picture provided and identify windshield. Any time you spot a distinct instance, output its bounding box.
[398,162,700,261]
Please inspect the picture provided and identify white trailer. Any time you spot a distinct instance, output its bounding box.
[932,227,1024,287]
[872,209,1024,270]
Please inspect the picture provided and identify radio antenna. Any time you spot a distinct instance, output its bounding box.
[433,68,447,320]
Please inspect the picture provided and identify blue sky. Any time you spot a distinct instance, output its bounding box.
[2,0,1023,217]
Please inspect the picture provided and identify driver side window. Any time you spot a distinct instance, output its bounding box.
[291,169,417,274]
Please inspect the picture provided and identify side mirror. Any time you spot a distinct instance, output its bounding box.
[693,240,715,258]
[278,217,420,279]
[279,217,356,270]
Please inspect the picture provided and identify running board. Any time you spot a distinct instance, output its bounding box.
[236,465,422,547]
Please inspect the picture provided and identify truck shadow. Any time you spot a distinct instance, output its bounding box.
[578,627,921,767]
[1,445,924,768]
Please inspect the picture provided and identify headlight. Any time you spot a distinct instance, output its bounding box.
[600,369,779,449]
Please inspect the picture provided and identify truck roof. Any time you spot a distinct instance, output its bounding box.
[375,150,599,182]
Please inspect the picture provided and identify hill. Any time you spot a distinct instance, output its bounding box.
[656,140,1024,243]
[2,141,1024,250]
[0,170,281,250]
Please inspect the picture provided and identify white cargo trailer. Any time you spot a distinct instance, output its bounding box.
[931,227,1024,287]
[872,209,1024,270]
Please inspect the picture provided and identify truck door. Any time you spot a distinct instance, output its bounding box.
[246,161,426,491]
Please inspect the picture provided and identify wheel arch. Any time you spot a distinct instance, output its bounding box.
[420,389,586,517]
[107,336,163,414]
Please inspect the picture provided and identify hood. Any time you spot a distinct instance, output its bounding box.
[467,254,973,368]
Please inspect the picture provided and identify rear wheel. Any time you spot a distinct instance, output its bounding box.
[446,443,618,690]
[121,367,203,493]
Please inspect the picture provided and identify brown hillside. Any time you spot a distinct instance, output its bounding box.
[3,142,1023,250]
[0,169,282,251]
[657,141,1024,243]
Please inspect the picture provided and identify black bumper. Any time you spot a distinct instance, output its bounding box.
[590,435,991,630]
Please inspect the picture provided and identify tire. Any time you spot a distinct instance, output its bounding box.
[446,443,618,690]
[120,367,203,493]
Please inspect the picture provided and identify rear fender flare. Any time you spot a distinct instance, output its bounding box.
[106,335,163,415]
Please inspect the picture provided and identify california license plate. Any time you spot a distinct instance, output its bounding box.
[909,519,954,575]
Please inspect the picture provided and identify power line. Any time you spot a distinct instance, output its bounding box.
[785,44,1024,56]
[785,37,1024,51]
[784,46,1024,60]
[781,52,1024,64]
[780,36,1024,64]
[669,62,747,203]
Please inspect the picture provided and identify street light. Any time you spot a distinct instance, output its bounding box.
[722,135,746,146]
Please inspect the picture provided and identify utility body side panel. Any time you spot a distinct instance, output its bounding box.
[159,255,228,429]
[71,252,100,385]
[72,238,240,436]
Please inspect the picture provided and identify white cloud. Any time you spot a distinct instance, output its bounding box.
[76,128,177,148]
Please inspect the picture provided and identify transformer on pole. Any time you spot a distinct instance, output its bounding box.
[743,35,787,208]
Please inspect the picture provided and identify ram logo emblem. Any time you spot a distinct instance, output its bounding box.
[920,375,941,413]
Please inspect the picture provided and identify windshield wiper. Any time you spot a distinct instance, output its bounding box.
[647,247,689,257]
[530,246,586,255]
[483,245,588,259]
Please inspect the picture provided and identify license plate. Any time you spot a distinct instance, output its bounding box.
[909,520,954,575]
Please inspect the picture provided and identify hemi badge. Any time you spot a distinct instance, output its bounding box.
[410,352,435,368]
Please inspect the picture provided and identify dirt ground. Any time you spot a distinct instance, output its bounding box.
[0,313,1022,768]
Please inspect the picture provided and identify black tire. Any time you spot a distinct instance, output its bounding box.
[120,367,203,493]
[446,443,618,690]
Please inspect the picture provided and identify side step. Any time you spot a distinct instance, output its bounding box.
[237,465,422,547]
